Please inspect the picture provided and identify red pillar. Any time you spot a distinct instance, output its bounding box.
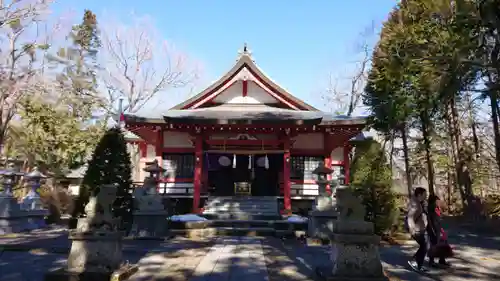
[139,142,147,158]
[193,136,203,213]
[155,130,163,160]
[324,134,332,194]
[283,140,292,214]
[324,156,332,194]
[343,144,351,185]
[155,130,163,192]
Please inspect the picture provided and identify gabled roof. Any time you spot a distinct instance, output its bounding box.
[171,44,318,111]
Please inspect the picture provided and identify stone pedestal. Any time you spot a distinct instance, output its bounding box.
[316,186,388,280]
[308,195,338,240]
[318,221,388,281]
[308,210,337,240]
[0,195,26,234]
[129,176,168,238]
[24,210,48,230]
[67,230,124,272]
[44,183,138,281]
[45,229,138,281]
[130,210,169,237]
[21,193,48,231]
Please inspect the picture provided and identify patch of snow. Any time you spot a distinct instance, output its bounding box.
[169,214,208,222]
[287,215,308,223]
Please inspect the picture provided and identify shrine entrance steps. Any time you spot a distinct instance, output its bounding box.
[202,196,281,221]
[170,197,308,238]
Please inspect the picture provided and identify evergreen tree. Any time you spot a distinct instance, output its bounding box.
[14,10,104,177]
[350,140,398,235]
[72,127,132,230]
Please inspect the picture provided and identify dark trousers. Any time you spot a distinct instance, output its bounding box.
[412,233,427,267]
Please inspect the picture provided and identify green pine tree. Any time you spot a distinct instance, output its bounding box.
[71,127,133,230]
[350,140,399,235]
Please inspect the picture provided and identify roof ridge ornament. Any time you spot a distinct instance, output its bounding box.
[237,42,254,61]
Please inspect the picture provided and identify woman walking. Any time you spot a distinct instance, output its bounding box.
[407,187,429,272]
[427,195,452,268]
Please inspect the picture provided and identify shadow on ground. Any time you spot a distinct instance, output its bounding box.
[0,235,319,281]
[381,241,500,281]
[1,228,499,281]
[129,237,313,281]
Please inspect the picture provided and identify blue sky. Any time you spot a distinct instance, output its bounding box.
[52,0,397,112]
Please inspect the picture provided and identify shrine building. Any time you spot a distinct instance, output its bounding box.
[123,45,367,214]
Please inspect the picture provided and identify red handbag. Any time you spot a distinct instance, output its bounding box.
[441,228,448,240]
[429,229,453,258]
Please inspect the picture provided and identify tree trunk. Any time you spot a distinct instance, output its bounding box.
[445,104,460,208]
[400,126,413,197]
[450,98,473,210]
[489,89,500,172]
[465,92,480,154]
[420,112,435,197]
[389,132,395,172]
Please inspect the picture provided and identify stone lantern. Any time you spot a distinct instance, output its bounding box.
[144,159,164,179]
[22,167,47,210]
[0,163,25,234]
[143,160,164,192]
[312,162,335,197]
[21,167,48,230]
[308,160,338,241]
[129,159,168,237]
[0,163,23,196]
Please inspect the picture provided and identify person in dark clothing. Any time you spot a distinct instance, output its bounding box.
[407,187,429,272]
[427,195,451,267]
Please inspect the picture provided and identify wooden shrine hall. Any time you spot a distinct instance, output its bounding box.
[123,44,367,214]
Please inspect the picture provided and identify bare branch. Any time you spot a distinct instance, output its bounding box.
[323,23,374,116]
[0,0,56,148]
[100,15,200,114]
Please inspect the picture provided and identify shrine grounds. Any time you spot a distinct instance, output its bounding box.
[0,223,498,281]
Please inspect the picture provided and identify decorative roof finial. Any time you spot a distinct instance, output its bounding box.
[237,43,252,60]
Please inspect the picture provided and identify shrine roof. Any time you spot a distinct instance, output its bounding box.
[171,44,317,111]
[163,104,323,125]
[124,105,366,127]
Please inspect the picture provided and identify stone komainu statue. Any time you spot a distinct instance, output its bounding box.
[335,187,365,221]
[80,184,117,232]
[133,177,164,211]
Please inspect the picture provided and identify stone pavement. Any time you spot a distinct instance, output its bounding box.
[1,228,499,281]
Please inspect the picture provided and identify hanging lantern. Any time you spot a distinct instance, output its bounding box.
[248,155,252,170]
[264,154,269,170]
[233,154,237,168]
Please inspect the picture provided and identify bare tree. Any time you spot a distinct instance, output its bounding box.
[0,0,56,149]
[0,0,51,30]
[323,24,374,116]
[100,15,200,115]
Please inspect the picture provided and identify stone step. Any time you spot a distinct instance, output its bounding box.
[207,198,277,201]
[205,201,278,206]
[205,202,278,207]
[207,196,278,200]
[204,204,276,208]
[210,219,277,228]
[203,196,280,221]
[203,210,278,216]
[205,204,278,209]
[203,207,278,212]
[170,227,293,238]
[204,204,278,210]
[203,213,282,221]
[216,227,276,237]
